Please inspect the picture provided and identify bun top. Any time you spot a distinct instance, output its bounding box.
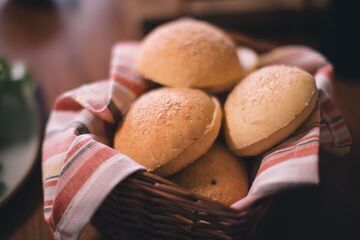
[224,65,317,152]
[114,87,221,173]
[136,18,243,92]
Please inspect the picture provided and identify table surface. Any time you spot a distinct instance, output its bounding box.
[0,1,359,239]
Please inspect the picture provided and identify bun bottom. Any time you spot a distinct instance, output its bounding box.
[227,89,318,156]
[155,97,222,176]
[170,144,248,206]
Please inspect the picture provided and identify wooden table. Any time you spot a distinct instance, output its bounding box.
[0,1,359,239]
[0,0,138,239]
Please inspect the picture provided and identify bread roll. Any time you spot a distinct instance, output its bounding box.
[204,47,259,93]
[171,144,248,206]
[136,18,243,93]
[114,87,222,176]
[224,65,318,156]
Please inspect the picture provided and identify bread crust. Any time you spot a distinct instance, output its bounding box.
[137,18,243,93]
[224,65,318,156]
[171,144,248,206]
[114,87,222,176]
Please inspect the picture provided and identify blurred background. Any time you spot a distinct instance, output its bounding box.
[0,0,359,239]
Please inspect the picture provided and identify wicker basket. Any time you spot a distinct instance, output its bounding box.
[92,171,271,240]
[91,32,277,240]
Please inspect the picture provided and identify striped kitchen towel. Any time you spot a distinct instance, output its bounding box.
[42,42,351,239]
[232,46,352,210]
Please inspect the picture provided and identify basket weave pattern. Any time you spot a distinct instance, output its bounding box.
[92,171,269,240]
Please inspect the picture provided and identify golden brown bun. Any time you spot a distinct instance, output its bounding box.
[136,18,243,93]
[224,65,318,156]
[114,87,222,176]
[204,47,259,93]
[170,144,248,206]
